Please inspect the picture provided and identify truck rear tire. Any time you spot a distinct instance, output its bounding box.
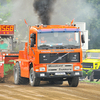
[14,62,29,85]
[30,67,40,86]
[68,77,79,87]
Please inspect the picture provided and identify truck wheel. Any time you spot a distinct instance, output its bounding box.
[30,67,40,86]
[0,78,5,83]
[14,62,29,85]
[90,72,94,82]
[68,77,79,87]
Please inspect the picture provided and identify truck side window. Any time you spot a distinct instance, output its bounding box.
[34,34,36,44]
[30,33,36,47]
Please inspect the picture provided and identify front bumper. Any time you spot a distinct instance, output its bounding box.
[35,71,83,79]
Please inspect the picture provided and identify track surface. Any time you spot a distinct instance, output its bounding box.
[0,77,100,100]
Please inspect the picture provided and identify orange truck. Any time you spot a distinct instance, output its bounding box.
[13,22,85,87]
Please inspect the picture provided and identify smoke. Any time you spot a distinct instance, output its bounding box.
[33,0,56,25]
[50,0,97,25]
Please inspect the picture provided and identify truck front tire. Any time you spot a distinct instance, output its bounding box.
[30,67,40,86]
[68,77,79,87]
[14,62,29,85]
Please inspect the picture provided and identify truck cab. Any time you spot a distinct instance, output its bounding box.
[14,24,85,87]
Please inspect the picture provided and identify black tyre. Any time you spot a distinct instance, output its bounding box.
[0,78,5,83]
[30,67,40,86]
[68,77,79,87]
[90,72,94,82]
[14,62,29,85]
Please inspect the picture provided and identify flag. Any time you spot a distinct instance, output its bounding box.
[71,19,74,25]
[24,19,28,25]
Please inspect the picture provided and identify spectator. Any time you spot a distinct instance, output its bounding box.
[0,40,8,49]
[66,33,73,42]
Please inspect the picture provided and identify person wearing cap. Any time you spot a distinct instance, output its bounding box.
[0,40,8,49]
[39,36,46,44]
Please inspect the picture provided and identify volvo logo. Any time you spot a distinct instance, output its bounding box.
[58,57,62,60]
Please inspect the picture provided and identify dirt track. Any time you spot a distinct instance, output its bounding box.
[0,76,100,100]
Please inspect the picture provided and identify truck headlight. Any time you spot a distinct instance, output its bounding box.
[40,67,45,71]
[75,72,80,75]
[74,66,80,70]
[40,73,45,76]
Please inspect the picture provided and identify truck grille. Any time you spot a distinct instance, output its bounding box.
[47,64,73,72]
[39,53,80,63]
[82,63,93,68]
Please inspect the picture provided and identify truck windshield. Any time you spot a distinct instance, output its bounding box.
[38,32,80,49]
[87,52,100,59]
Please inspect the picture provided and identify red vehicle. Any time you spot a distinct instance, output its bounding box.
[14,22,85,87]
[0,62,4,79]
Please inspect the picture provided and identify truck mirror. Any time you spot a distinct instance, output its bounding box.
[30,38,34,47]
[81,34,85,43]
[30,33,34,38]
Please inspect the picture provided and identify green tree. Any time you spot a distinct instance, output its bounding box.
[86,0,100,49]
[0,0,11,24]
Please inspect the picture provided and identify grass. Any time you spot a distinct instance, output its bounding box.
[80,80,100,84]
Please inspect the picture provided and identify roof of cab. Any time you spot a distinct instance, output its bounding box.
[86,49,100,53]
